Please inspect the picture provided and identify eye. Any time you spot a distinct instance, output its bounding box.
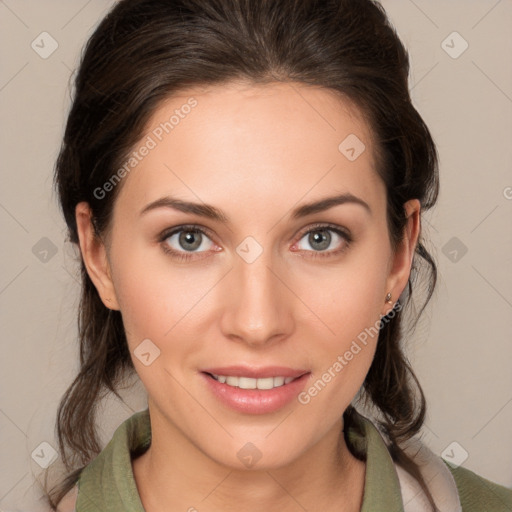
[293,224,352,257]
[158,223,352,262]
[159,225,218,261]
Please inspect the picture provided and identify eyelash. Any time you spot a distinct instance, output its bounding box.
[158,223,353,262]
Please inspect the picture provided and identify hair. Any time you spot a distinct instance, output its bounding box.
[47,0,439,509]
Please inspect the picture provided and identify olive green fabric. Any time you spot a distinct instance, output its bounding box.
[448,464,512,511]
[75,408,512,511]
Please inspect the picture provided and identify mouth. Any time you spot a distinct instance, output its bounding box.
[204,372,302,390]
[200,366,311,414]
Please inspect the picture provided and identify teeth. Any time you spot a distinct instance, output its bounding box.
[226,376,239,387]
[254,377,273,390]
[241,377,258,389]
[274,376,285,386]
[211,374,297,389]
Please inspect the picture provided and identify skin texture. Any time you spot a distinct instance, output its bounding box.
[75,81,420,512]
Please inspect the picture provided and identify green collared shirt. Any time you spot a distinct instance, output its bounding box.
[75,408,512,511]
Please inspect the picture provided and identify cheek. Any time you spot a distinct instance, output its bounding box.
[109,239,213,342]
[295,285,383,420]
[292,244,389,402]
[110,253,217,400]
[298,248,389,345]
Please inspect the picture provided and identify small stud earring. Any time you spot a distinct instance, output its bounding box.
[385,292,392,303]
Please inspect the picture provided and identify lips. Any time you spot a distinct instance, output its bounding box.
[199,365,311,414]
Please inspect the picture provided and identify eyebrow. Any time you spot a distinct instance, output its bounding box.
[139,192,371,222]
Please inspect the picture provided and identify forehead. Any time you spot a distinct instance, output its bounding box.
[113,81,384,220]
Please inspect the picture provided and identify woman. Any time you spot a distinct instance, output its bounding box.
[47,0,512,510]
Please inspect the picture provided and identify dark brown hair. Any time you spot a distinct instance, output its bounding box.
[48,0,439,509]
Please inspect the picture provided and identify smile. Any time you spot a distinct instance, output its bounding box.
[208,373,297,390]
[201,366,310,413]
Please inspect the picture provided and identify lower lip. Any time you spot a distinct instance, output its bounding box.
[201,372,310,414]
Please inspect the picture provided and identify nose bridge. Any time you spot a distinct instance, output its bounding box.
[221,244,291,345]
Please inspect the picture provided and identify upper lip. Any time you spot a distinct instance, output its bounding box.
[202,366,310,379]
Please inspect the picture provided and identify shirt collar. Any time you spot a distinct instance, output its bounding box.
[76,408,404,511]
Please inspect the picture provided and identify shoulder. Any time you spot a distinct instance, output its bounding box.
[445,462,512,511]
[55,484,78,512]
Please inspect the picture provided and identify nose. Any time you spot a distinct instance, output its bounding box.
[220,250,295,347]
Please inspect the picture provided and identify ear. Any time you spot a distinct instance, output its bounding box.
[75,202,120,310]
[383,198,421,314]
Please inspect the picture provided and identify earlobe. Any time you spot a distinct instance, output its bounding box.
[75,202,120,310]
[384,199,421,314]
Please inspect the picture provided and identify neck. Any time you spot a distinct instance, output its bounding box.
[133,410,365,512]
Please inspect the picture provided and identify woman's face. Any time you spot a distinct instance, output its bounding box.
[78,81,419,470]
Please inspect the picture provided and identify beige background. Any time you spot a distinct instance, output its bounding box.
[1,0,511,510]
